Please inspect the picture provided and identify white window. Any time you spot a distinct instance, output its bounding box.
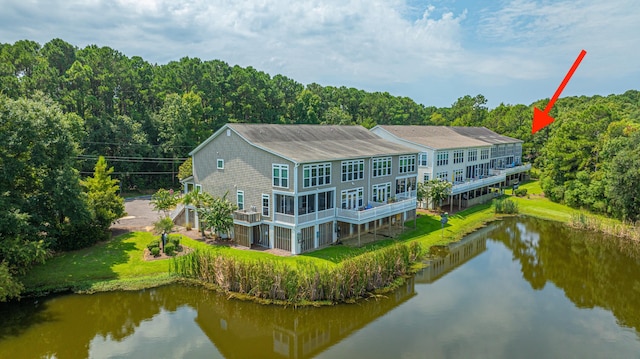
[195,184,202,193]
[481,148,490,160]
[262,194,269,216]
[453,150,464,164]
[399,155,416,174]
[454,169,464,183]
[237,190,244,210]
[372,182,392,203]
[418,152,428,167]
[372,157,392,177]
[423,173,430,182]
[468,150,477,162]
[217,159,224,169]
[341,160,364,182]
[272,164,289,188]
[436,171,449,182]
[436,151,449,166]
[303,163,331,188]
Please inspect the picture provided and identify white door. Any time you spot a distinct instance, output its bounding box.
[342,188,362,209]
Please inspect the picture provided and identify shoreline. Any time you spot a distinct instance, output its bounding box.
[18,182,637,303]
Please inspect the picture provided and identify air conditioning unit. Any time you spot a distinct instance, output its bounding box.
[250,206,257,212]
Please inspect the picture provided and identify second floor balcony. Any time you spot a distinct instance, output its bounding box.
[336,196,417,224]
[490,163,532,176]
[451,174,506,195]
[272,193,418,226]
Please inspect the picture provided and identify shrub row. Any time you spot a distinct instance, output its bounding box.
[170,241,421,303]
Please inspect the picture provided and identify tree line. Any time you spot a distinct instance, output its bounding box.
[1,38,639,300]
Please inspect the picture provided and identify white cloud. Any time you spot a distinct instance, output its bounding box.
[477,0,640,76]
[0,0,638,106]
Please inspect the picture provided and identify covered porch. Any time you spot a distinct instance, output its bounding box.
[335,196,417,246]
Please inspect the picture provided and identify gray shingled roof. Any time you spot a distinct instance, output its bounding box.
[449,126,522,145]
[376,125,521,149]
[228,124,417,163]
[376,125,488,149]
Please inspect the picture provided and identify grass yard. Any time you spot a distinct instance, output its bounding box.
[511,181,580,222]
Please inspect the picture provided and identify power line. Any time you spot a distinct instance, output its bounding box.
[79,171,178,175]
[81,141,195,148]
[76,155,189,163]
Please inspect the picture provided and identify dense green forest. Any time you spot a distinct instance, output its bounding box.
[1,38,639,301]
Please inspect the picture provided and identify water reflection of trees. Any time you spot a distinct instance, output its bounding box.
[0,289,170,358]
[490,217,640,334]
[0,278,416,358]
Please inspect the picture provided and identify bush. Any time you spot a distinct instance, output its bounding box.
[167,234,181,247]
[164,242,176,256]
[494,198,519,214]
[150,247,160,257]
[514,188,528,197]
[147,240,160,251]
[55,222,107,251]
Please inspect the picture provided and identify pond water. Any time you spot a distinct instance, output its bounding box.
[1,217,640,358]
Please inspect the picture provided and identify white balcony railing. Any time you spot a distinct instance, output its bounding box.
[335,197,417,224]
[451,174,506,195]
[490,163,532,176]
[396,190,417,201]
[274,208,339,225]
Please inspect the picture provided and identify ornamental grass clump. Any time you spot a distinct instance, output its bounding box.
[170,241,422,303]
[494,198,518,214]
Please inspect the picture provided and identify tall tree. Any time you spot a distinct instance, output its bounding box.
[604,130,640,220]
[0,94,87,300]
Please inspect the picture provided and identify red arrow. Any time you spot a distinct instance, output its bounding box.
[532,50,587,134]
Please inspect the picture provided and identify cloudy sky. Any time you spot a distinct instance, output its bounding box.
[1,0,638,107]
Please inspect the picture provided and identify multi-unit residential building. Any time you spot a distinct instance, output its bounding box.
[179,124,418,255]
[370,126,530,211]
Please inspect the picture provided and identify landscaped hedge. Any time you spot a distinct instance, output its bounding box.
[170,241,421,303]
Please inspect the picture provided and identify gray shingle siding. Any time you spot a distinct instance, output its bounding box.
[193,127,293,219]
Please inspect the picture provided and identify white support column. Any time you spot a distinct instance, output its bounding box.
[291,228,299,255]
[269,225,274,249]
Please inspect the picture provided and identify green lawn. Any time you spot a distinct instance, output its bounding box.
[510,181,580,222]
[21,180,617,296]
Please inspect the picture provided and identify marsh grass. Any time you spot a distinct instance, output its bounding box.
[494,198,518,214]
[171,241,421,303]
[570,213,640,242]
